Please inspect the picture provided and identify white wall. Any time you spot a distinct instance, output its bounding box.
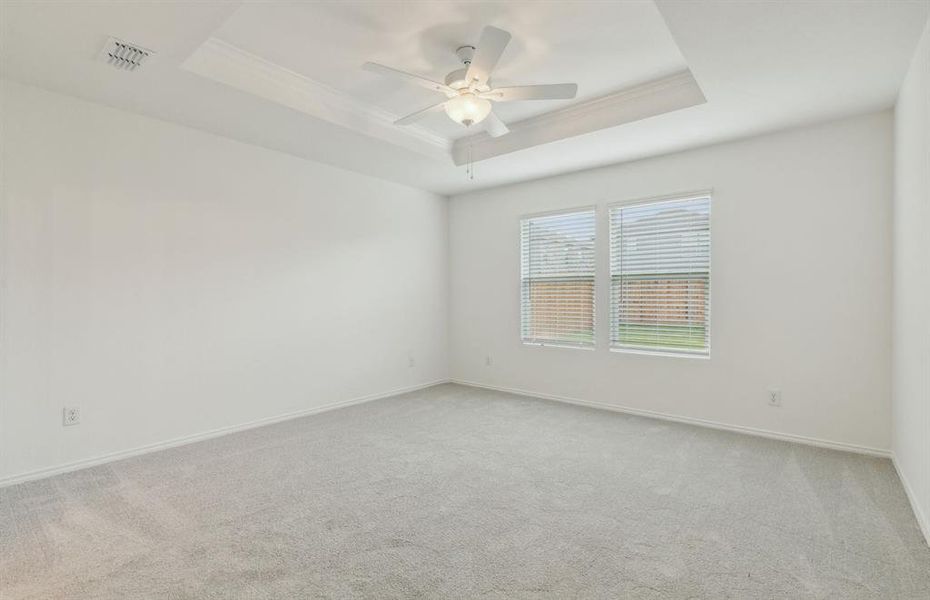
[450,112,893,453]
[0,80,448,483]
[893,19,930,541]
[0,76,905,487]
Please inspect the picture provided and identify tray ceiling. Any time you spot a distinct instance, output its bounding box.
[206,1,689,140]
[1,1,928,195]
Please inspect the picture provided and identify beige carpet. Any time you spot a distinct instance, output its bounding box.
[1,383,928,599]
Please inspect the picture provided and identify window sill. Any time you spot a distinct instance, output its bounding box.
[523,341,596,351]
[609,346,710,360]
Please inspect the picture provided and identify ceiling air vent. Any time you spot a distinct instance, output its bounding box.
[99,37,154,71]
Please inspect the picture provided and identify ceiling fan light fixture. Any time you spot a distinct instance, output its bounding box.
[444,92,492,127]
[366,25,578,137]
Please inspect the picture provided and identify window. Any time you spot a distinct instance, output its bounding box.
[521,208,596,347]
[609,194,711,355]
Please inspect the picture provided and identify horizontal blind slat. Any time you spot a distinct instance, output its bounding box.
[610,196,711,354]
[521,209,595,346]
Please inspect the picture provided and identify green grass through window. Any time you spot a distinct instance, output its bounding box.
[616,323,706,350]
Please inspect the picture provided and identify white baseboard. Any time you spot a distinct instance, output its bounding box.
[892,454,930,547]
[3,377,899,492]
[0,379,450,488]
[451,379,892,458]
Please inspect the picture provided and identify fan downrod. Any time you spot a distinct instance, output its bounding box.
[455,45,475,65]
[447,46,487,91]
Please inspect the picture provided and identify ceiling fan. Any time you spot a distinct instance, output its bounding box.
[363,25,578,138]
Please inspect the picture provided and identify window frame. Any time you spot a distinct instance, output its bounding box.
[607,191,712,359]
[519,205,598,350]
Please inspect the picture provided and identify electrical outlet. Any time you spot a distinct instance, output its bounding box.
[485,355,492,367]
[767,389,782,407]
[63,407,81,426]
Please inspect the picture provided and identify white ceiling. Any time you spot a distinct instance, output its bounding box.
[210,1,687,139]
[1,1,928,196]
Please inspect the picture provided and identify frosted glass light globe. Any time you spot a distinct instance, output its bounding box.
[444,92,492,127]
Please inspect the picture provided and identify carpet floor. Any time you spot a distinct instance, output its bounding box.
[1,383,928,599]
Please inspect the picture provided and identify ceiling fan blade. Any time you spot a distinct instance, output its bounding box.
[481,83,578,102]
[394,101,447,126]
[363,62,456,96]
[465,26,511,86]
[484,110,510,138]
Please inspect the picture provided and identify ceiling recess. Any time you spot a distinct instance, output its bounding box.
[99,37,154,71]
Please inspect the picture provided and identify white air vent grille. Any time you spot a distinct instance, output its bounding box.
[100,37,153,71]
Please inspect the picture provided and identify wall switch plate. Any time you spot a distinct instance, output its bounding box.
[408,355,415,368]
[767,389,782,407]
[485,355,492,367]
[63,407,81,426]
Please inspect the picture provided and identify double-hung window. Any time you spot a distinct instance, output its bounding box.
[609,194,711,356]
[520,208,596,348]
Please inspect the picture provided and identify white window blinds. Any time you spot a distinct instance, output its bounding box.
[610,195,711,355]
[521,209,596,347]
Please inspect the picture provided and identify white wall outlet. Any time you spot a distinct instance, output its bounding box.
[767,389,782,407]
[63,406,81,426]
[485,355,492,367]
[408,355,415,368]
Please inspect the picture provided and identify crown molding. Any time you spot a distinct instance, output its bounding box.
[181,38,452,160]
[180,40,705,167]
[452,70,706,165]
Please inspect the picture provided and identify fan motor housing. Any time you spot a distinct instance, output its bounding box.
[445,68,491,93]
[444,68,469,90]
[446,46,491,92]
